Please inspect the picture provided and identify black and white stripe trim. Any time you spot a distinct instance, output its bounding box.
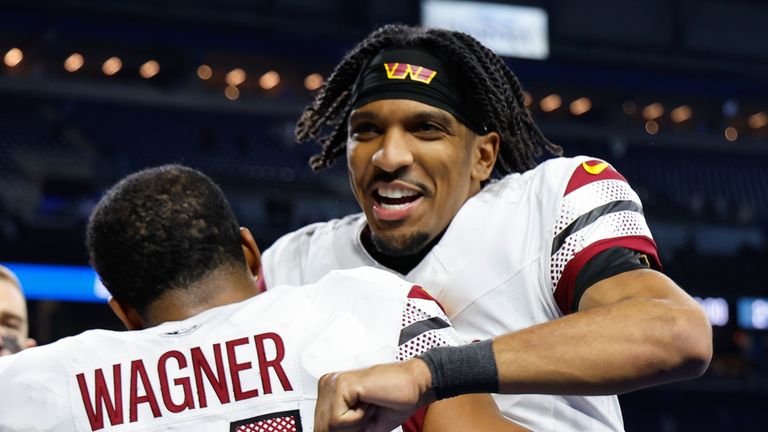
[552,200,644,255]
[399,316,451,345]
[554,179,641,235]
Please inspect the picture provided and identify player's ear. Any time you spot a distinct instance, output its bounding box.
[239,227,261,277]
[108,297,144,330]
[471,131,500,182]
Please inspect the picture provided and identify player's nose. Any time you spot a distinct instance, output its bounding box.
[372,130,414,172]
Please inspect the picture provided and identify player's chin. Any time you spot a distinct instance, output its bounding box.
[369,229,432,256]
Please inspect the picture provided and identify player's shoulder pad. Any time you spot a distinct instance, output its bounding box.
[264,215,360,259]
[261,214,364,287]
[527,156,628,196]
[563,156,627,196]
[319,266,414,298]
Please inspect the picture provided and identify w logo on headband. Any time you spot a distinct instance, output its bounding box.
[383,63,437,84]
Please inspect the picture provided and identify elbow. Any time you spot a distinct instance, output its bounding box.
[676,339,712,380]
[668,305,713,380]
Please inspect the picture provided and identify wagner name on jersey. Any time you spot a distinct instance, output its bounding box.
[0,267,461,432]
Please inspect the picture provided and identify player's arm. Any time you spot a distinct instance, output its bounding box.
[424,165,710,397]
[483,160,712,395]
[422,394,528,432]
[314,269,711,431]
[490,267,711,395]
[314,361,528,432]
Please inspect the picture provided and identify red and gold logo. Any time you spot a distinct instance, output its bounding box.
[581,161,609,175]
[383,63,437,84]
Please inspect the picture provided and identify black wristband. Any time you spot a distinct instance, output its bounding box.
[419,339,500,400]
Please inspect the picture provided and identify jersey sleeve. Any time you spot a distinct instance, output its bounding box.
[397,286,461,432]
[549,158,661,315]
[397,285,464,361]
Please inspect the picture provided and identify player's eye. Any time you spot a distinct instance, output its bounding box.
[1,322,21,332]
[413,122,446,138]
[350,123,381,140]
[1,318,22,331]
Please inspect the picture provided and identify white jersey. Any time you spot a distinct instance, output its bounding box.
[262,156,661,432]
[0,267,461,432]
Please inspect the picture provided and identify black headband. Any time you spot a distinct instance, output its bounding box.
[350,48,485,134]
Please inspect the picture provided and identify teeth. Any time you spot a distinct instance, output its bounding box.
[378,187,418,199]
[380,202,412,210]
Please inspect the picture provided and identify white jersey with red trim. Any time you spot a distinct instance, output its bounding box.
[261,156,660,432]
[0,267,460,432]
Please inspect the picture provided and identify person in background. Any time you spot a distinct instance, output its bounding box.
[0,265,36,356]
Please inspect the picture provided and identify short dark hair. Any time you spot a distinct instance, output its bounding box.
[86,165,244,313]
[297,24,561,174]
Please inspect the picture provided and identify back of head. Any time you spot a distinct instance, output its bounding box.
[297,24,561,175]
[86,165,244,315]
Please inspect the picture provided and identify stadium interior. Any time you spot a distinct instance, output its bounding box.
[0,0,766,430]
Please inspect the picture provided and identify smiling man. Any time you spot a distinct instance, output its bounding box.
[347,97,487,260]
[261,24,712,432]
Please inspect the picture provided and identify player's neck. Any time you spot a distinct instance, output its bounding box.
[361,226,445,275]
[142,267,259,327]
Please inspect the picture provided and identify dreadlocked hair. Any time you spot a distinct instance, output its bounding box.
[297,24,562,175]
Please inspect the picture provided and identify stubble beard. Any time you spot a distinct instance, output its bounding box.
[369,230,432,256]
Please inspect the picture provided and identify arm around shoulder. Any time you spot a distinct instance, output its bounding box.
[577,268,712,383]
[492,268,712,395]
[313,358,529,432]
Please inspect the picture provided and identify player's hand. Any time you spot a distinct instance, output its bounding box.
[314,358,436,432]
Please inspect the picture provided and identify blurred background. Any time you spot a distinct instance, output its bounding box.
[0,0,766,429]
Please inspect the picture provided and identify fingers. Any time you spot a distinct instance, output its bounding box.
[333,404,376,432]
[316,362,433,431]
[315,372,370,432]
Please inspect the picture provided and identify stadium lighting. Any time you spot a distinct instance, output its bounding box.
[102,56,122,76]
[224,85,240,100]
[259,71,280,90]
[304,73,324,91]
[748,112,768,129]
[64,53,84,72]
[539,94,561,112]
[139,60,160,79]
[197,64,213,80]
[523,91,533,108]
[645,120,659,135]
[569,97,591,116]
[622,100,637,115]
[642,103,664,120]
[670,105,693,123]
[225,68,246,86]
[4,47,23,67]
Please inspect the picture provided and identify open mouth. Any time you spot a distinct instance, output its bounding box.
[371,186,424,221]
[373,186,423,208]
